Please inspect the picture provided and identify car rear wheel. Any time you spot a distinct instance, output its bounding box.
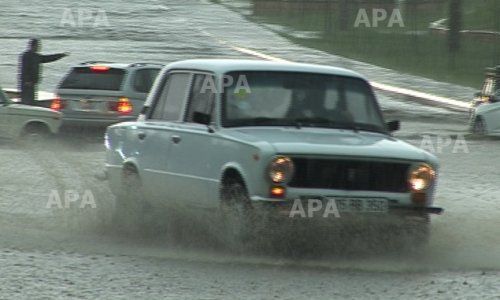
[472,117,486,135]
[112,166,146,233]
[20,123,51,145]
[219,178,255,248]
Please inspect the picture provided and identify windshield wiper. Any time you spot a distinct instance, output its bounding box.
[292,117,339,129]
[334,121,360,133]
[250,117,285,125]
[337,122,387,134]
[291,118,386,134]
[229,117,288,127]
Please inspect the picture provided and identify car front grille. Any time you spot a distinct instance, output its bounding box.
[289,157,410,193]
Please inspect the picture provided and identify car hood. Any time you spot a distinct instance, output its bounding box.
[225,127,432,162]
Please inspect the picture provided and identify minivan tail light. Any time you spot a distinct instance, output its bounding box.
[50,96,65,111]
[109,97,133,115]
[90,65,110,73]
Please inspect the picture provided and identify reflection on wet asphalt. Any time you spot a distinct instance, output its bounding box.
[0,0,499,299]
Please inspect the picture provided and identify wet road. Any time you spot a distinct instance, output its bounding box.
[0,0,499,299]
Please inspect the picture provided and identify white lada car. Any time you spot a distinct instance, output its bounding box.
[0,87,61,140]
[105,59,443,243]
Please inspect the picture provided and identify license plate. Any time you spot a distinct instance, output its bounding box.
[297,197,388,214]
[78,99,96,111]
[334,197,388,213]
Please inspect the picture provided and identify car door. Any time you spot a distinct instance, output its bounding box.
[166,73,218,209]
[135,71,193,207]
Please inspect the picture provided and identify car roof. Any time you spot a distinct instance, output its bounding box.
[164,59,366,80]
[75,61,164,69]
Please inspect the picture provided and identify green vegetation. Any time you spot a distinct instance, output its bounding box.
[461,0,500,31]
[248,0,500,88]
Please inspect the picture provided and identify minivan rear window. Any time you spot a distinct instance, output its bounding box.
[59,67,126,91]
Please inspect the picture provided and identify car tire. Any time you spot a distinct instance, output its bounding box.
[219,177,255,248]
[20,123,52,145]
[472,117,486,135]
[112,166,146,234]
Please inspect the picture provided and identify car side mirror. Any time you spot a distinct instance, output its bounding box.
[193,111,211,125]
[387,120,400,132]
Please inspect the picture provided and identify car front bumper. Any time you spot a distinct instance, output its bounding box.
[250,196,443,221]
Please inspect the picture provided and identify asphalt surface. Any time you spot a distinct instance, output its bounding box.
[0,0,499,299]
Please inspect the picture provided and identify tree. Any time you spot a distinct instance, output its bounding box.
[448,0,462,53]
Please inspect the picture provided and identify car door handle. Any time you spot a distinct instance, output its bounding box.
[138,132,146,140]
[171,135,181,144]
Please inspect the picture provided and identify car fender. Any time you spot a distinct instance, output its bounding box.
[219,162,252,195]
[122,157,141,177]
[18,119,57,137]
[476,102,500,132]
[108,157,141,196]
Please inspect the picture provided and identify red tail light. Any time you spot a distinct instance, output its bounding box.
[50,96,65,111]
[90,65,110,73]
[109,97,133,115]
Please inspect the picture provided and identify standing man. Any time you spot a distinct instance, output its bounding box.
[18,38,68,105]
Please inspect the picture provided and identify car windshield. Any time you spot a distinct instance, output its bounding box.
[222,71,386,132]
[59,67,126,91]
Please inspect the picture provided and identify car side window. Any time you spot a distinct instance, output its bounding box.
[149,72,191,121]
[133,68,160,93]
[185,74,216,122]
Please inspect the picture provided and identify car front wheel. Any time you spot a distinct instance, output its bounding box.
[219,178,255,247]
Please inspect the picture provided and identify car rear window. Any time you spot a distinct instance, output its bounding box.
[59,67,126,91]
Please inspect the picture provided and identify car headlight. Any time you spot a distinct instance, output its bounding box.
[268,156,294,183]
[408,163,435,192]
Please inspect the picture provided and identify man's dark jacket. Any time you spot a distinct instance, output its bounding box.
[20,50,65,85]
[19,50,65,105]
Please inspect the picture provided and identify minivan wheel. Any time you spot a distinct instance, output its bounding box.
[112,166,146,233]
[219,178,254,247]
